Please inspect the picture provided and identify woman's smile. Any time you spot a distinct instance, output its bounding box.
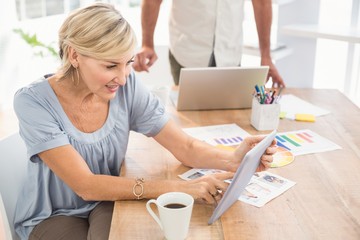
[105,83,120,93]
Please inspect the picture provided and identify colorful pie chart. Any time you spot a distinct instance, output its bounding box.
[271,147,294,168]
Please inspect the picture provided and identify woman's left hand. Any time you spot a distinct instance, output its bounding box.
[231,135,277,172]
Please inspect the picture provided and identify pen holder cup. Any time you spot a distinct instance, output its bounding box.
[251,98,280,131]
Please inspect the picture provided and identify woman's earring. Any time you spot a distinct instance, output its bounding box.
[72,65,80,86]
[75,67,80,86]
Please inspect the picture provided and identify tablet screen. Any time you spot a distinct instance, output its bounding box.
[208,130,277,224]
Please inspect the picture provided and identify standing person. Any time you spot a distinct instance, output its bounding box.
[133,0,285,88]
[13,3,276,240]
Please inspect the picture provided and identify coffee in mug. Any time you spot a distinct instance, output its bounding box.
[164,203,186,209]
[146,192,194,240]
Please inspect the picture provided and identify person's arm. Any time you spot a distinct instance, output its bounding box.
[38,120,274,205]
[38,144,233,204]
[154,120,276,173]
[132,0,162,72]
[252,0,285,88]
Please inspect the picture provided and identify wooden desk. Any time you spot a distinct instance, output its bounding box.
[109,89,360,240]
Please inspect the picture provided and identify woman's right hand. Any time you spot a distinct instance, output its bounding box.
[179,171,234,204]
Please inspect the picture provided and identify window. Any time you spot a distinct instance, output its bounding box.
[15,0,80,20]
[314,0,360,106]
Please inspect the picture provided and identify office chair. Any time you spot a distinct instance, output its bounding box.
[0,133,27,240]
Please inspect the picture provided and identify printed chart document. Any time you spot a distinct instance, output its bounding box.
[276,129,342,156]
[183,124,341,157]
[179,169,296,208]
[183,123,250,146]
[238,171,296,207]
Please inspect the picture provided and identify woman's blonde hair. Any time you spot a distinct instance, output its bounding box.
[57,3,137,81]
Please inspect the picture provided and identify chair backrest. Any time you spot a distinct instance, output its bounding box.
[0,193,12,240]
[0,133,27,240]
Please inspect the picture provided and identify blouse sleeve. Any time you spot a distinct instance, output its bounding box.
[127,72,170,137]
[13,87,69,162]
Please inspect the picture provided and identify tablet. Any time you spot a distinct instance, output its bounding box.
[208,130,277,224]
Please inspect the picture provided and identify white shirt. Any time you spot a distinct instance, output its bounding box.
[169,0,245,67]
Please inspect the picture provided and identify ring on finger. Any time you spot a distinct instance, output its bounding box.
[211,191,220,197]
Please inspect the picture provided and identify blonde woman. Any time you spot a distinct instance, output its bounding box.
[13,3,276,239]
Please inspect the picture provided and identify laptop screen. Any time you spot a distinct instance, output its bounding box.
[173,66,269,111]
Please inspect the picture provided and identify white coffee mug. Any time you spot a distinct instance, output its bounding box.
[146,192,194,240]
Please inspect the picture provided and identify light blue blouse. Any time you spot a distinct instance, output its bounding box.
[12,71,169,239]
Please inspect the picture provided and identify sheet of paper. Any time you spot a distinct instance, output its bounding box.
[238,171,296,207]
[279,94,330,119]
[276,129,342,156]
[183,123,250,146]
[183,124,341,156]
[179,169,296,208]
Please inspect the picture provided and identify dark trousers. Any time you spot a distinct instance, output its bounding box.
[29,201,114,240]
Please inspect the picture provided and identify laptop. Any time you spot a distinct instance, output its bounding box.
[170,66,269,111]
[208,130,277,224]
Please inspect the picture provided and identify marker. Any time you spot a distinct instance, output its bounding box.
[255,85,260,94]
[270,90,276,104]
[275,87,284,103]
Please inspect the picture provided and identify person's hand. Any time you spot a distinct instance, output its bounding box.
[179,172,234,204]
[261,58,286,88]
[133,46,158,72]
[233,135,277,172]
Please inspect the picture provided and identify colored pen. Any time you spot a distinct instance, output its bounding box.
[270,90,276,104]
[275,87,284,103]
[255,85,260,94]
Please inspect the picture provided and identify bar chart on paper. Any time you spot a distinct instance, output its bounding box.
[183,123,250,147]
[183,124,296,168]
[183,125,340,165]
[213,136,243,146]
[275,129,341,156]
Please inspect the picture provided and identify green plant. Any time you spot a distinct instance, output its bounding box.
[13,28,58,58]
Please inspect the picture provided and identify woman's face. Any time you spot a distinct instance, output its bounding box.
[76,52,135,101]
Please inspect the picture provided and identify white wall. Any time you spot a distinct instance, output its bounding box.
[1,0,359,109]
[135,46,173,88]
[121,1,173,88]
